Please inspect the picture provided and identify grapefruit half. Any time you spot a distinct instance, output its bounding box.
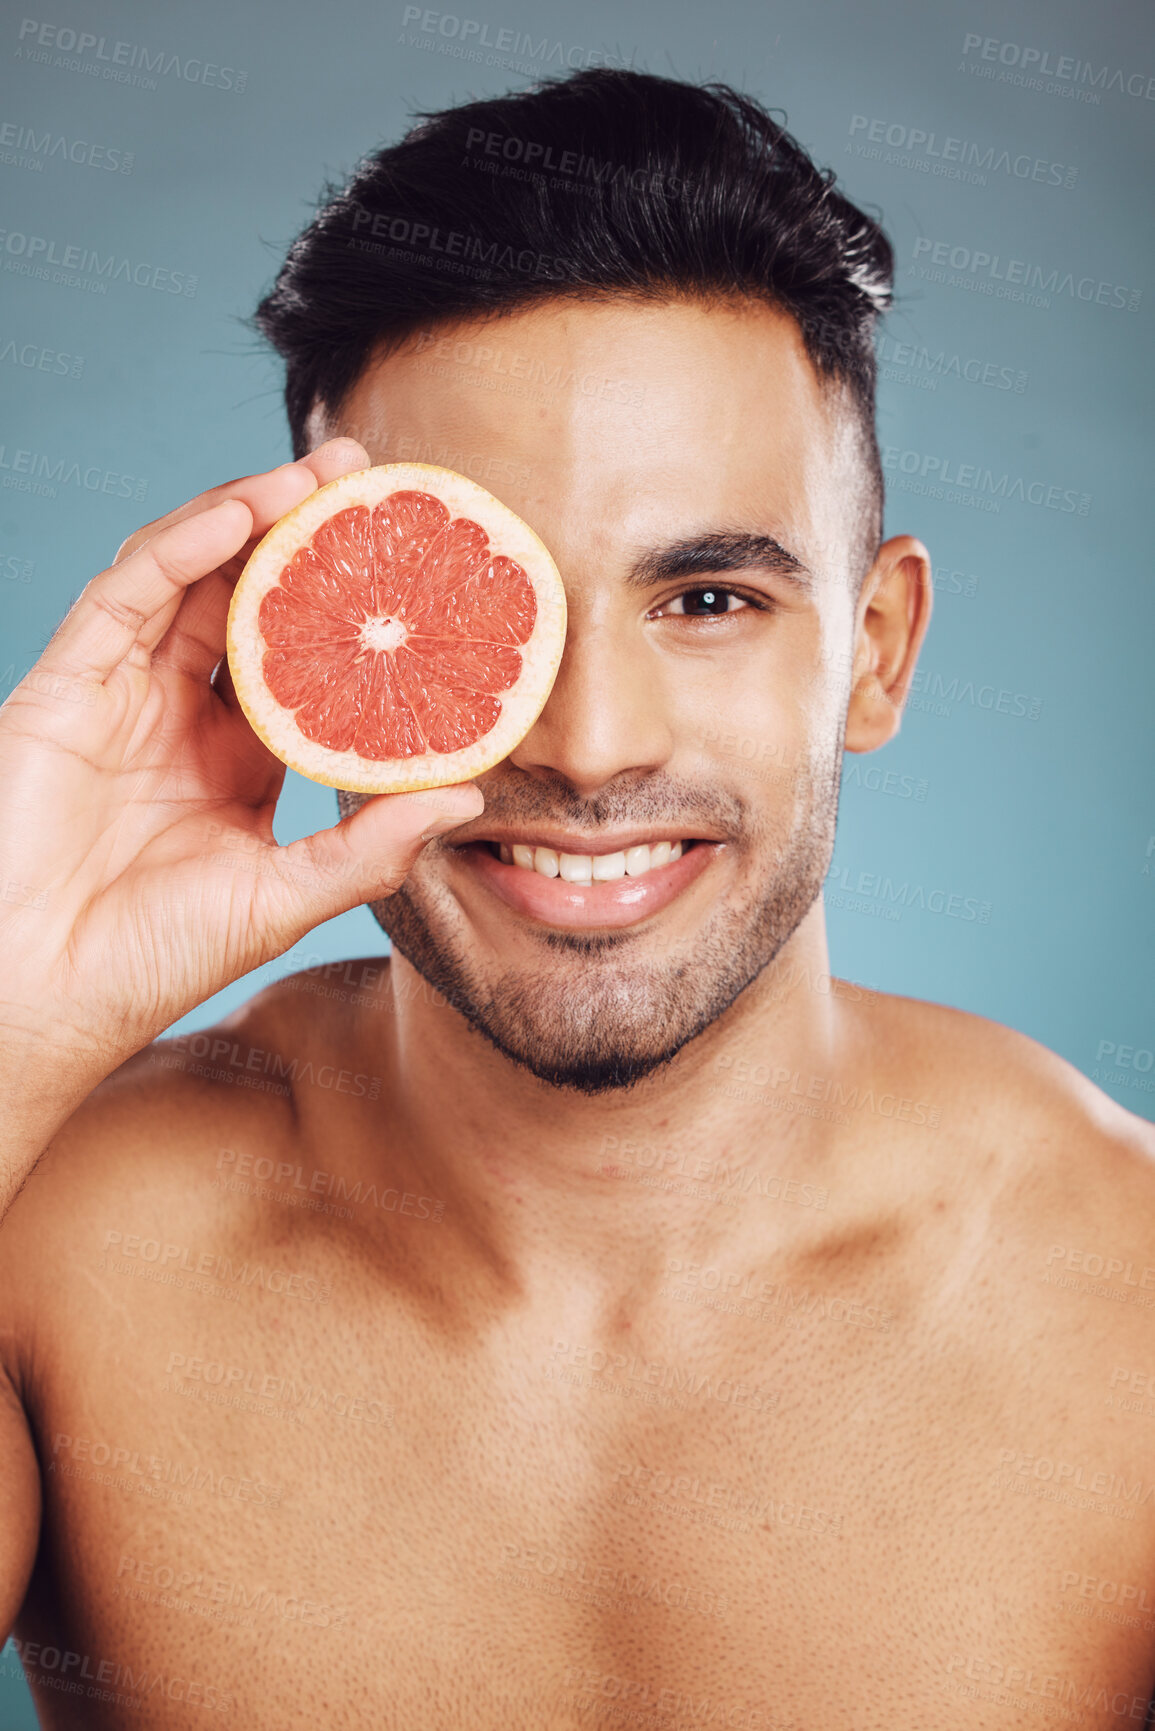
[226,463,567,794]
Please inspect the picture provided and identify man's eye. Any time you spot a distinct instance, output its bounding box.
[654,587,755,618]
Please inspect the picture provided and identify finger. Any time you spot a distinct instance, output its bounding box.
[113,439,371,567]
[141,440,377,685]
[298,437,372,487]
[149,568,234,682]
[148,439,377,682]
[256,783,486,931]
[41,499,254,686]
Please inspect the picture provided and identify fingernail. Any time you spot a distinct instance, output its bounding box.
[314,437,369,461]
[420,813,474,842]
[414,785,484,842]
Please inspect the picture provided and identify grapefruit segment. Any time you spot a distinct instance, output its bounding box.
[226,463,567,794]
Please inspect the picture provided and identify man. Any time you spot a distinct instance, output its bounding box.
[1,67,1152,1730]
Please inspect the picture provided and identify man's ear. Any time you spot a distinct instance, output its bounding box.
[843,534,933,754]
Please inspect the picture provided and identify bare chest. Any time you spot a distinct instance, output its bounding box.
[20,1246,1155,1729]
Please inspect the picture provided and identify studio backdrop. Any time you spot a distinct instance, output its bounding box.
[0,0,1151,1712]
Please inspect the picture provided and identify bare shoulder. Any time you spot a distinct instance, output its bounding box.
[0,971,339,1347]
[860,986,1155,1277]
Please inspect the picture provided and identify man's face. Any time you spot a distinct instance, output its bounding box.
[328,297,867,1093]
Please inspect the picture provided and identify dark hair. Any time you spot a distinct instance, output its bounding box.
[255,68,893,561]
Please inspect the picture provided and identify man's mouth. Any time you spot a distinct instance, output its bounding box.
[487,838,689,882]
[444,834,718,931]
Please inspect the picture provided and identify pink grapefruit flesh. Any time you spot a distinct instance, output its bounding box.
[226,463,567,794]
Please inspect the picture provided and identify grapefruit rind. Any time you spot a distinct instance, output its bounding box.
[226,463,567,794]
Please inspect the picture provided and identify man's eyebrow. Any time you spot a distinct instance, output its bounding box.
[624,531,812,591]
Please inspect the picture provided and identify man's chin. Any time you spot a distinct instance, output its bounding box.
[382,920,714,1094]
[458,1020,689,1097]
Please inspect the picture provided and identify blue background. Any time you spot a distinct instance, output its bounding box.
[1,0,1152,1712]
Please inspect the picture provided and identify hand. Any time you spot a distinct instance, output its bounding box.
[0,438,483,1079]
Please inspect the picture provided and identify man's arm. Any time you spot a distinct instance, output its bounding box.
[0,437,485,1225]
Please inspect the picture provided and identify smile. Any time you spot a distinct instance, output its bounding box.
[448,836,718,932]
[491,839,688,882]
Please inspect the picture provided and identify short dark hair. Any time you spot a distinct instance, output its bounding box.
[255,68,893,566]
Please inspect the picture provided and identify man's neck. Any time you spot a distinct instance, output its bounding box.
[362,903,856,1308]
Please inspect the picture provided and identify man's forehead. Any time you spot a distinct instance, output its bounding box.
[327,295,859,582]
[338,294,833,434]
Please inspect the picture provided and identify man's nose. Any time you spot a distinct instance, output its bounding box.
[506,611,674,798]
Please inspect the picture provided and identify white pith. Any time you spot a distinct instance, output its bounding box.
[226,463,567,796]
[494,839,686,883]
[359,615,409,653]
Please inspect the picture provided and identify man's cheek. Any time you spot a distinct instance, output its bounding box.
[690,697,815,796]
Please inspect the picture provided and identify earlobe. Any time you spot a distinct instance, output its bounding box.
[842,534,933,755]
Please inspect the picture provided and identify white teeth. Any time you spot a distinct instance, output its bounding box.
[498,841,689,881]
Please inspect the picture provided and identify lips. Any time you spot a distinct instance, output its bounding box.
[447,835,720,931]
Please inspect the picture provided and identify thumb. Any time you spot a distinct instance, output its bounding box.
[257,783,485,932]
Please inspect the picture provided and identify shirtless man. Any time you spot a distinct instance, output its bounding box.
[1,68,1153,1731]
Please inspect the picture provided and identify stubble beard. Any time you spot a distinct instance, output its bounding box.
[339,744,842,1096]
